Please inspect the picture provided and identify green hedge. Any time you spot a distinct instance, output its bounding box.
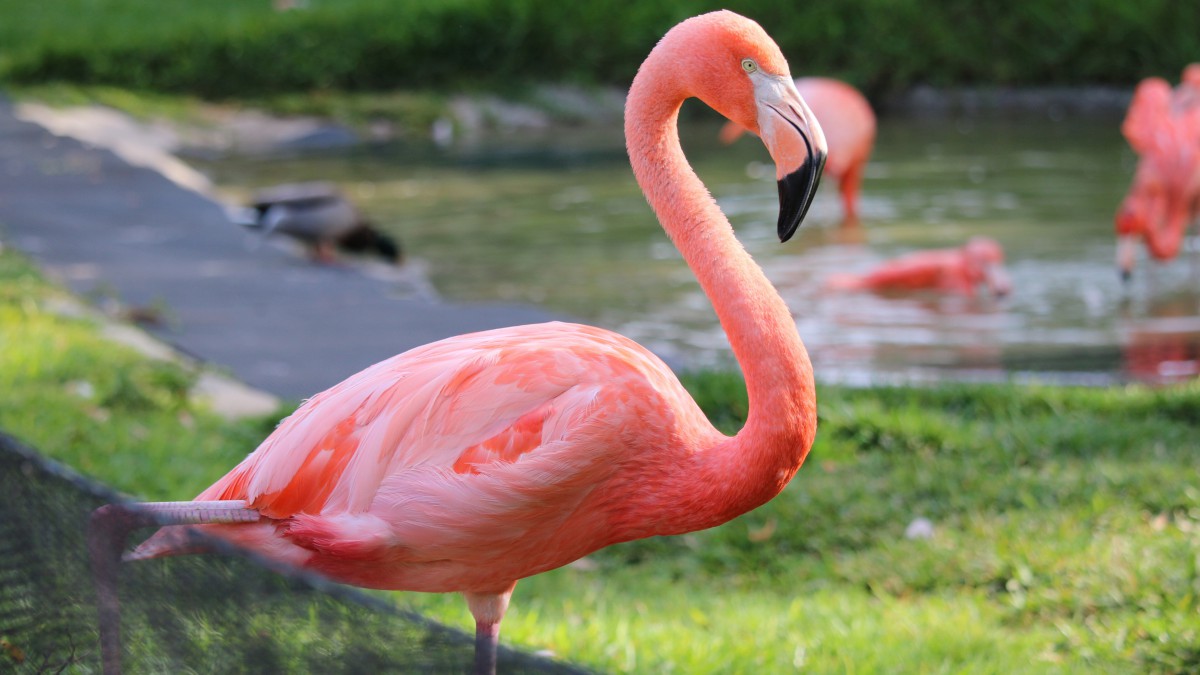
[2,0,1197,98]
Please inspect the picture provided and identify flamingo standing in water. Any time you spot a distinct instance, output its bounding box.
[1116,69,1200,280]
[721,77,874,222]
[825,237,1011,298]
[89,11,827,675]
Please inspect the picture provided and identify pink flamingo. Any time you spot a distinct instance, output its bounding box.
[88,11,827,675]
[1174,63,1200,112]
[1116,70,1200,279]
[721,77,875,221]
[1115,142,1199,275]
[826,237,1011,297]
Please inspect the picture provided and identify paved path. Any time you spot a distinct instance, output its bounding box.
[0,99,564,400]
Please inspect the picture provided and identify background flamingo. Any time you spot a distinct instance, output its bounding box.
[1116,69,1200,279]
[1174,63,1200,111]
[89,11,827,675]
[826,237,1011,298]
[721,77,875,222]
[1115,143,1199,274]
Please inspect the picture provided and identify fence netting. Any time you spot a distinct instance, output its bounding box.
[0,432,589,673]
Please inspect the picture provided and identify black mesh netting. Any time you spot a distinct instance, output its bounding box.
[0,432,591,674]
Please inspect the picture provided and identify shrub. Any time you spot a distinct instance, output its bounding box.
[2,1,1198,99]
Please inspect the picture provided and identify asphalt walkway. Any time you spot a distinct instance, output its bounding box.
[0,98,563,401]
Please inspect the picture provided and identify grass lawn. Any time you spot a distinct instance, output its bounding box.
[1,246,1197,673]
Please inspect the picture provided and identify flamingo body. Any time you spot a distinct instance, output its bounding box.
[796,78,875,219]
[828,237,1010,297]
[136,322,731,593]
[114,11,828,672]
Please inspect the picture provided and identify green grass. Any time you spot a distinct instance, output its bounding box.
[6,81,458,142]
[1,246,1197,673]
[0,248,284,499]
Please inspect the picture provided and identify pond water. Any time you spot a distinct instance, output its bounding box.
[200,111,1200,386]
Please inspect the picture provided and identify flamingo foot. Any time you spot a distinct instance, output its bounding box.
[88,504,158,675]
[87,500,259,674]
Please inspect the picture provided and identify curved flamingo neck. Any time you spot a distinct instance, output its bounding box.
[624,49,816,524]
[1144,200,1189,260]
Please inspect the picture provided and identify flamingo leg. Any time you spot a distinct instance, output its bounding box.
[463,584,515,675]
[87,501,258,675]
[473,621,500,675]
[89,504,157,675]
[839,162,865,222]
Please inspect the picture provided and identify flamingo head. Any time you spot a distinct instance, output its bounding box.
[963,237,1011,297]
[1182,63,1200,90]
[1115,147,1194,280]
[659,11,828,241]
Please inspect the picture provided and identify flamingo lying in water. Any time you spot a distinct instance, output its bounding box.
[89,11,827,674]
[721,77,874,222]
[826,237,1011,298]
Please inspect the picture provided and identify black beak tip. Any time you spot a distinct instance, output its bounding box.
[776,153,826,242]
[1120,268,1132,284]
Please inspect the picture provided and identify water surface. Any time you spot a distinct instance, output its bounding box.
[201,113,1200,386]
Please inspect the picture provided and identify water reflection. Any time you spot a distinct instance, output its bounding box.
[200,115,1200,386]
[1120,292,1200,383]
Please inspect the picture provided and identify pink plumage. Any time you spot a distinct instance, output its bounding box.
[826,237,1011,298]
[108,11,829,673]
[135,322,721,592]
[1115,67,1200,277]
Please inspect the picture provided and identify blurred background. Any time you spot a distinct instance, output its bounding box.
[3,0,1200,386]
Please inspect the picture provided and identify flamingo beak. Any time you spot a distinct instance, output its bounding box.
[1113,234,1132,281]
[755,76,828,241]
[1117,234,1136,283]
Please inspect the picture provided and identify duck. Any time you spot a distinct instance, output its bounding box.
[234,182,402,264]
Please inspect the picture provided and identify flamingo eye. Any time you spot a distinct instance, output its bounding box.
[741,58,758,74]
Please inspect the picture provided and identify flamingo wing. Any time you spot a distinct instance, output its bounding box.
[196,322,674,520]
